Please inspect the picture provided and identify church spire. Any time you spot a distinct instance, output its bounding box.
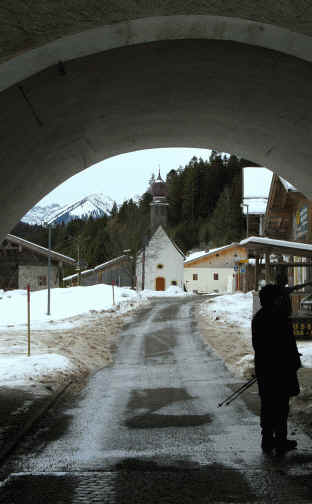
[150,170,168,234]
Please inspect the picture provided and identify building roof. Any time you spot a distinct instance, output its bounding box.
[5,234,76,265]
[184,243,242,265]
[240,236,312,257]
[63,254,129,281]
[93,255,129,271]
[279,176,297,192]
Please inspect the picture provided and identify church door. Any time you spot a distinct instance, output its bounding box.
[155,277,165,291]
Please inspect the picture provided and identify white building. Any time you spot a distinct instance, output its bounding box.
[136,225,185,290]
[184,243,248,293]
[136,171,185,291]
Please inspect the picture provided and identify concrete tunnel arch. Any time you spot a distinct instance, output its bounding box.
[1,15,312,240]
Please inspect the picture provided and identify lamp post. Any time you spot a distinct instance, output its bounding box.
[47,223,52,315]
[45,207,79,315]
[240,203,249,238]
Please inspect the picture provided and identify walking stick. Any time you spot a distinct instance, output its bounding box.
[217,376,257,408]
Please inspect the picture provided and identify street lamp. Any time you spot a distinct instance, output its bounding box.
[240,203,249,238]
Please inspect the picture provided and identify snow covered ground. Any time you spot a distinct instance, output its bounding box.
[200,291,312,370]
[0,284,189,388]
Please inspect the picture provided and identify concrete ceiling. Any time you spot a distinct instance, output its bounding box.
[1,5,312,240]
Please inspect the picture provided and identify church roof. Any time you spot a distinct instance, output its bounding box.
[139,225,185,259]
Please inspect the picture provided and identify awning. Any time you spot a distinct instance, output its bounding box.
[240,236,312,258]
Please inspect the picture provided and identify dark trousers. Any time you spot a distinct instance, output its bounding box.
[260,394,290,441]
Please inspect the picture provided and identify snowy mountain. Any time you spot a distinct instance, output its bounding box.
[22,193,114,225]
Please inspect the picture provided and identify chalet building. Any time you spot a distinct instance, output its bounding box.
[264,174,312,242]
[136,172,185,291]
[0,234,76,291]
[63,255,132,287]
[184,243,251,293]
[264,174,312,286]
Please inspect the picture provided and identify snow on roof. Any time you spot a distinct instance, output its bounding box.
[279,176,297,192]
[93,255,128,271]
[184,243,240,264]
[6,234,76,264]
[145,225,185,259]
[63,255,129,282]
[240,236,312,253]
[63,269,94,281]
[185,250,207,262]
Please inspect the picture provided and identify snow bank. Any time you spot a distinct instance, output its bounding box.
[0,284,147,330]
[0,354,74,387]
[140,285,192,297]
[200,291,312,371]
[200,292,253,330]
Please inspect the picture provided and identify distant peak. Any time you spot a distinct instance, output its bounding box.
[22,193,114,225]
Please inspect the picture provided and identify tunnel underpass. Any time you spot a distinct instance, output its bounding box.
[1,10,312,237]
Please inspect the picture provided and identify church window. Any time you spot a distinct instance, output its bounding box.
[157,264,163,269]
[213,273,219,281]
[193,274,198,281]
[171,280,177,286]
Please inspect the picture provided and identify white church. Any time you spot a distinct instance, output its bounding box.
[136,173,185,291]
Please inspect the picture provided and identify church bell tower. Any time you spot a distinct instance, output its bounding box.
[150,171,169,234]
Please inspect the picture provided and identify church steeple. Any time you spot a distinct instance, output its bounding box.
[150,170,169,234]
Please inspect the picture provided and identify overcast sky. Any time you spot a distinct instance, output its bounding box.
[38,147,273,207]
[38,148,212,206]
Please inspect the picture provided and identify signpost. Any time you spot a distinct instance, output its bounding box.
[112,280,115,305]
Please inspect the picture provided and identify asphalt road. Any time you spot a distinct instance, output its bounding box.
[1,296,312,503]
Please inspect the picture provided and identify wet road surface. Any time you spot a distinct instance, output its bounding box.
[1,297,312,503]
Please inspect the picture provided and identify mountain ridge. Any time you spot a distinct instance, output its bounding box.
[22,193,114,226]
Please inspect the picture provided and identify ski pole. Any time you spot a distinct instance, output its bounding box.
[218,376,257,408]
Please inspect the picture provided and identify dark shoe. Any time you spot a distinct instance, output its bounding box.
[275,439,297,454]
[261,436,276,453]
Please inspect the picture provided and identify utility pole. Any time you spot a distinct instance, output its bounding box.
[240,203,249,237]
[47,224,51,315]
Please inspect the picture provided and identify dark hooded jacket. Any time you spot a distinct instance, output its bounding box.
[252,306,301,397]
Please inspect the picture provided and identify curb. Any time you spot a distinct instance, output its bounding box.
[0,380,72,467]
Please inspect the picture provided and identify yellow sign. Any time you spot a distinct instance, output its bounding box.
[239,259,249,263]
[296,209,301,226]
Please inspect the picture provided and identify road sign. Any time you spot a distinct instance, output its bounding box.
[234,265,239,272]
[240,267,246,273]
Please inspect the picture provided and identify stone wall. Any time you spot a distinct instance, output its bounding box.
[18,264,58,291]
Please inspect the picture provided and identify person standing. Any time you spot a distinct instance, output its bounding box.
[252,284,301,454]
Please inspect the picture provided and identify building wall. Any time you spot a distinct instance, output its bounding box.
[184,246,249,293]
[80,265,132,287]
[291,199,312,243]
[64,262,132,287]
[18,264,58,291]
[136,227,184,290]
[184,266,234,293]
